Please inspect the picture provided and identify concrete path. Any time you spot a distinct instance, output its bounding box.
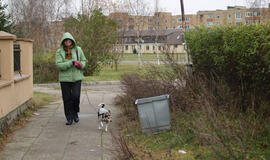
[0,83,122,160]
[120,60,187,64]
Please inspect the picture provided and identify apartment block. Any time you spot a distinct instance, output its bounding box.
[197,6,268,27]
[109,12,197,31]
[109,5,270,31]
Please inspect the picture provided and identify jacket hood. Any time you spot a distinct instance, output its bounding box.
[60,32,76,47]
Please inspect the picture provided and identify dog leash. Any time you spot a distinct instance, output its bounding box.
[83,83,98,113]
[82,83,105,160]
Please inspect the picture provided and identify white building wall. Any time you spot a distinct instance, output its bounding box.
[116,44,185,54]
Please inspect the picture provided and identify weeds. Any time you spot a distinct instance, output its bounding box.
[114,59,270,159]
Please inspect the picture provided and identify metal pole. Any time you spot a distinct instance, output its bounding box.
[81,0,83,14]
[180,0,185,31]
[180,0,192,74]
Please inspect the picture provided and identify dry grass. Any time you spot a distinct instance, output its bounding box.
[113,59,270,160]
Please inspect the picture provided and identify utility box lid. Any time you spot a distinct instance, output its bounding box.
[135,94,171,134]
[135,95,169,105]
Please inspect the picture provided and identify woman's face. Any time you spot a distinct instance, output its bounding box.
[64,39,72,47]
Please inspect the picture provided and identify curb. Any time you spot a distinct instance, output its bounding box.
[34,81,121,88]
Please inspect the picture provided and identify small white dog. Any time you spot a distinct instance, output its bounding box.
[97,103,112,132]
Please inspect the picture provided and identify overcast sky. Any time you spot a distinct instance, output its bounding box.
[155,0,247,14]
[3,0,262,15]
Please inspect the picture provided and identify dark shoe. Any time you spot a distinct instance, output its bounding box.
[74,117,79,123]
[66,120,73,125]
[74,113,79,123]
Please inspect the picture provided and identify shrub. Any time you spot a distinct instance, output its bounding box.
[115,64,270,159]
[64,9,118,76]
[185,24,270,112]
[33,53,58,83]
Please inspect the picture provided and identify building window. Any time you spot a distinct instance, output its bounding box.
[185,24,190,29]
[200,15,204,19]
[158,46,161,50]
[166,26,168,30]
[185,17,190,22]
[174,45,178,48]
[148,26,153,30]
[217,15,221,19]
[254,11,260,16]
[128,18,134,22]
[148,18,153,22]
[178,25,182,29]
[146,46,149,50]
[117,19,123,24]
[207,14,214,18]
[236,12,242,19]
[153,46,155,50]
[207,22,214,26]
[128,25,134,31]
[125,45,129,50]
[236,22,242,26]
[228,14,232,19]
[178,18,182,22]
[246,20,253,24]
[14,44,21,73]
[165,20,168,23]
[216,22,220,25]
[246,12,253,17]
[173,26,176,29]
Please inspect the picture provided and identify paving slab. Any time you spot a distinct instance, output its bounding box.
[0,84,121,160]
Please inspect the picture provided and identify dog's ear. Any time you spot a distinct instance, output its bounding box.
[98,103,105,108]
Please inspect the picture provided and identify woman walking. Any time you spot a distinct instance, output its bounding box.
[56,32,87,125]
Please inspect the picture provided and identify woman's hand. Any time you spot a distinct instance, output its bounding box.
[72,61,82,69]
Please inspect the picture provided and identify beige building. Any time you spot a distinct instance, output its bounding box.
[0,31,33,127]
[109,12,198,31]
[117,29,185,54]
[197,6,269,27]
[109,5,270,31]
[46,5,270,53]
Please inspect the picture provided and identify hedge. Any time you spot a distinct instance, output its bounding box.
[185,24,270,111]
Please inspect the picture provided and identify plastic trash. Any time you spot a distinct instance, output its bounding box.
[178,150,187,154]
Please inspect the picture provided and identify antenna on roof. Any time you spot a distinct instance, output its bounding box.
[155,0,159,12]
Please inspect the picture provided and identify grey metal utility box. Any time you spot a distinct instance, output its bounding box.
[135,95,171,134]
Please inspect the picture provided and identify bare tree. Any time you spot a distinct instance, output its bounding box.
[81,0,123,15]
[153,0,162,65]
[8,0,72,54]
[246,0,270,24]
[246,0,270,8]
[126,0,152,69]
[108,0,131,71]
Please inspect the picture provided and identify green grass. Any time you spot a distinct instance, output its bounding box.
[120,110,270,160]
[32,92,58,107]
[121,113,214,160]
[84,64,166,82]
[120,53,187,61]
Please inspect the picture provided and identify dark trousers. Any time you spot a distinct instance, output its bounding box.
[60,80,81,121]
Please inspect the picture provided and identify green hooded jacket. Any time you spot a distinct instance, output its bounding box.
[56,32,87,82]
